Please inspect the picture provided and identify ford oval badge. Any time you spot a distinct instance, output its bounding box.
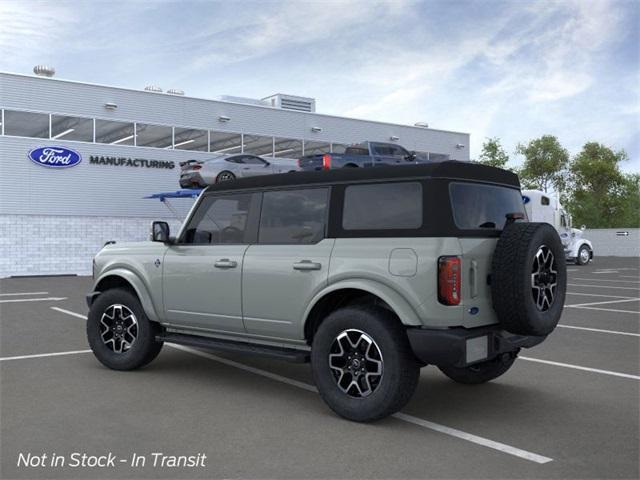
[28,146,82,168]
[522,195,530,204]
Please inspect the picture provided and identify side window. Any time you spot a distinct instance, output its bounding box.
[182,193,255,244]
[242,155,267,165]
[259,188,329,244]
[390,145,410,157]
[226,156,243,164]
[343,182,422,230]
[541,196,550,206]
[561,214,567,227]
[372,144,393,156]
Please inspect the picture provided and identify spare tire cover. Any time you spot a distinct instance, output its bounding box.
[491,222,566,336]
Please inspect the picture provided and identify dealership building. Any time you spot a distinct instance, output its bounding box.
[0,69,470,278]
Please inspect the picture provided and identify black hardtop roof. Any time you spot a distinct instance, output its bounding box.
[203,161,520,194]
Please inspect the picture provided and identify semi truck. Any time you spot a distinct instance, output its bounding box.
[522,189,594,265]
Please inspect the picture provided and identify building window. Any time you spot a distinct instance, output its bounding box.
[343,182,422,230]
[244,134,274,156]
[95,119,135,145]
[3,110,49,138]
[135,123,173,148]
[173,127,208,151]
[273,137,303,158]
[51,114,93,142]
[259,188,329,244]
[303,141,331,156]
[210,131,243,154]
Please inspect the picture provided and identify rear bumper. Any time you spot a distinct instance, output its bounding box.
[406,325,546,368]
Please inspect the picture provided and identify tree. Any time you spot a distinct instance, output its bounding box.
[565,142,638,228]
[478,137,510,168]
[516,135,569,192]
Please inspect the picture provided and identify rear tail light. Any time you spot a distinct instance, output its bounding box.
[192,165,202,170]
[322,154,332,170]
[297,158,302,168]
[438,256,461,306]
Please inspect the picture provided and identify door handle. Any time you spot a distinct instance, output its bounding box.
[214,259,237,269]
[293,260,322,271]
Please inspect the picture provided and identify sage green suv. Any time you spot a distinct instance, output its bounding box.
[87,163,566,422]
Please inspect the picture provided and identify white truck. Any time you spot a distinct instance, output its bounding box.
[522,190,593,265]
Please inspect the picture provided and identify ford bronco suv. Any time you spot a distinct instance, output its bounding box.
[87,162,566,422]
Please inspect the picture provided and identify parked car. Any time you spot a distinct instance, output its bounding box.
[522,190,593,265]
[179,154,298,188]
[297,141,429,171]
[87,162,566,422]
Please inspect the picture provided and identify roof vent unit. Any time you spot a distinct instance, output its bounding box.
[262,94,316,113]
[167,89,185,95]
[33,65,55,77]
[144,85,163,93]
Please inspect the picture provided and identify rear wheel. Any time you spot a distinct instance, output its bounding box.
[216,171,235,183]
[87,289,163,370]
[576,245,591,265]
[311,306,419,422]
[438,353,517,384]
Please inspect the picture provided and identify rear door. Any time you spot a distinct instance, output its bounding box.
[242,187,333,339]
[449,182,526,326]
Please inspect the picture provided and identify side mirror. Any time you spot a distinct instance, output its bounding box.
[405,151,417,161]
[581,225,586,231]
[151,221,170,243]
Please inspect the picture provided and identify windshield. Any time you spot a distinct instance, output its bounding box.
[450,182,526,230]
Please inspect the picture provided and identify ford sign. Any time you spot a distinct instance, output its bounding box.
[28,146,82,168]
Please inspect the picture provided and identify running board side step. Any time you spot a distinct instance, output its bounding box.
[157,332,310,363]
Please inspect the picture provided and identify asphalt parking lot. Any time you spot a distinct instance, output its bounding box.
[1,256,638,479]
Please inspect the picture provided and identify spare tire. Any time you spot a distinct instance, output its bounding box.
[491,222,566,336]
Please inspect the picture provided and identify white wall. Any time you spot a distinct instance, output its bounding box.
[584,228,640,257]
[0,215,184,277]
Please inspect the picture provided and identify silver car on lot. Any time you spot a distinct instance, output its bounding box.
[180,154,299,188]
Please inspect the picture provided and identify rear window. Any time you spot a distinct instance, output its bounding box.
[343,182,422,230]
[450,182,525,230]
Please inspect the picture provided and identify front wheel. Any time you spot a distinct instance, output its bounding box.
[311,306,419,422]
[87,289,163,371]
[576,245,591,265]
[438,353,517,385]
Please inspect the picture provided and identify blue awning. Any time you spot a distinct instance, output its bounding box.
[144,189,203,201]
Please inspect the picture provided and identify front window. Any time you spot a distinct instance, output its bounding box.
[182,193,255,244]
[450,182,526,230]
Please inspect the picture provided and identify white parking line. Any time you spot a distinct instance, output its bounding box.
[0,297,67,304]
[593,271,619,274]
[574,278,640,284]
[566,305,640,315]
[0,350,92,362]
[566,292,637,299]
[567,298,640,308]
[0,291,49,296]
[170,344,553,464]
[520,357,640,380]
[568,283,640,291]
[557,324,640,337]
[620,275,640,279]
[43,308,553,464]
[51,307,89,319]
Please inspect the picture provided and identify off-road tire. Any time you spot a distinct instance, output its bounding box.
[311,306,420,422]
[491,222,566,336]
[576,245,591,265]
[438,353,517,385]
[87,288,163,371]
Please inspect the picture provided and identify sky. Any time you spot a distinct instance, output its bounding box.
[1,0,638,172]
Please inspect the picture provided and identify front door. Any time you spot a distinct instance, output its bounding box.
[162,192,259,334]
[242,187,333,339]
